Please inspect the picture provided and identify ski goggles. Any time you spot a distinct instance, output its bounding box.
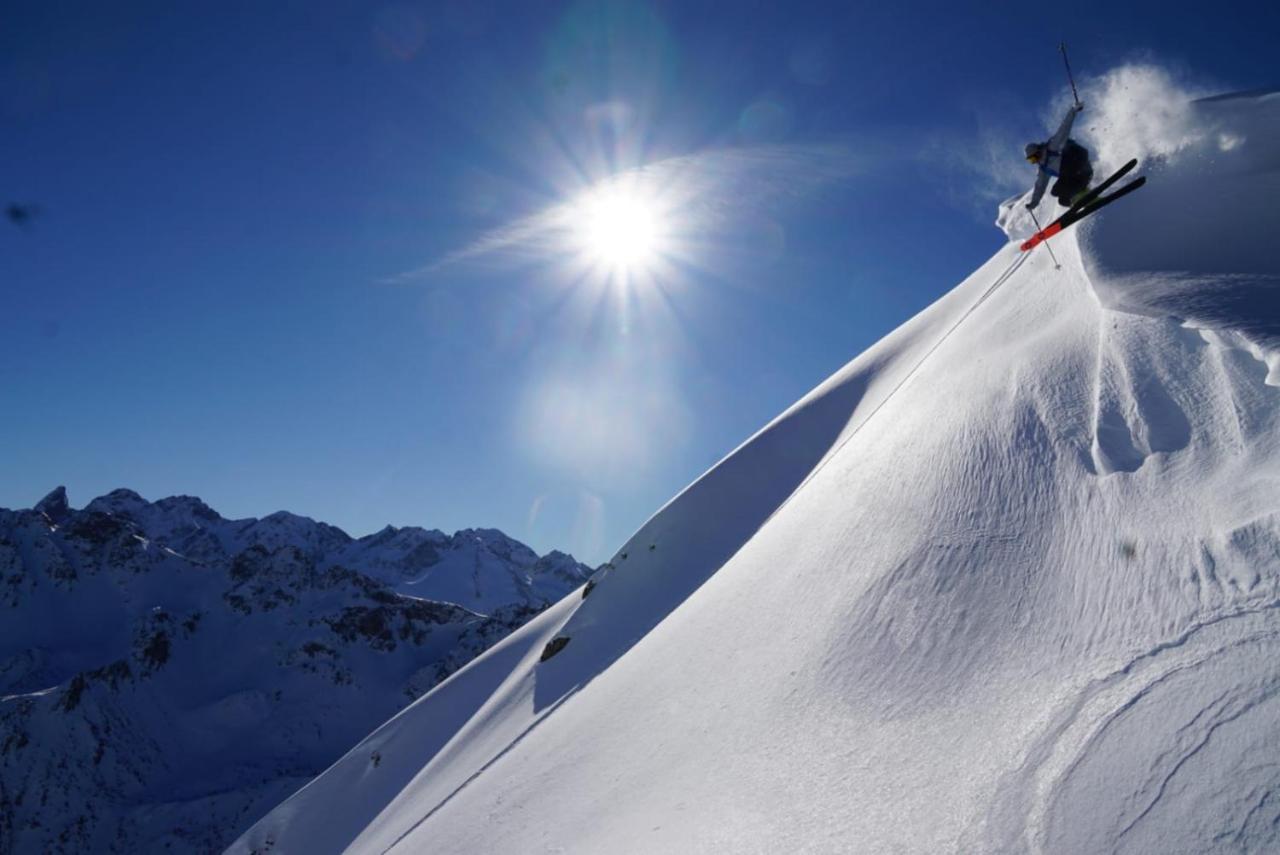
[1026,152,1042,164]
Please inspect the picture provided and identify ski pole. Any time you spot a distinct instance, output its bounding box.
[1059,42,1081,109]
[1028,209,1061,270]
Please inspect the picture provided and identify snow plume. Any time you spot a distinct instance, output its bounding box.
[922,120,1031,218]
[1074,63,1213,173]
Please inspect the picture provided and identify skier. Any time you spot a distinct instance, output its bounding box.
[1024,102,1092,210]
[1017,46,1147,253]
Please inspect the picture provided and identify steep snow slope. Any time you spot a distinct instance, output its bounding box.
[0,490,589,854]
[234,90,1280,854]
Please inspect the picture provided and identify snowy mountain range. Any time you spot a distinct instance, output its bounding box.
[0,487,590,853]
[233,86,1280,853]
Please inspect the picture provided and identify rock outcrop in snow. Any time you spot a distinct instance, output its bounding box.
[0,489,589,853]
[233,88,1280,855]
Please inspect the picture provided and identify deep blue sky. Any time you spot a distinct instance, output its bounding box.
[3,1,1276,564]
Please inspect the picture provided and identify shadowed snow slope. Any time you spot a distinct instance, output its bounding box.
[232,91,1280,855]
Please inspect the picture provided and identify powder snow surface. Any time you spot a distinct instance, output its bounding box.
[232,91,1280,854]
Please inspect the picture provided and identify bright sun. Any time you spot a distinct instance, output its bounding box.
[573,184,664,275]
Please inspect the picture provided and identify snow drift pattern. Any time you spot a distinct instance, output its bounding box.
[234,90,1280,854]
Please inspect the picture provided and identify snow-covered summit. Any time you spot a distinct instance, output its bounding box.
[234,88,1280,854]
[63,489,592,613]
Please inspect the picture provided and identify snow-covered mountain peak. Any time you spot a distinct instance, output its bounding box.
[151,493,222,520]
[84,487,150,517]
[356,523,449,551]
[455,526,539,560]
[333,524,586,614]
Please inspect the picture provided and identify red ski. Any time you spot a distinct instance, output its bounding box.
[1021,221,1063,252]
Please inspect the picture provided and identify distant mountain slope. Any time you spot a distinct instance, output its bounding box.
[0,488,589,854]
[81,487,588,614]
[233,90,1280,854]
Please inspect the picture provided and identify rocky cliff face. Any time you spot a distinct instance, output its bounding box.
[0,488,590,854]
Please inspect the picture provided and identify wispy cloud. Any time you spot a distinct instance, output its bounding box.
[388,143,864,282]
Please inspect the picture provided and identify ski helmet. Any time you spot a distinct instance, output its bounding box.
[1025,143,1045,163]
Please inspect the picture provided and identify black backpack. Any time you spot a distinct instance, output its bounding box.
[1060,139,1092,181]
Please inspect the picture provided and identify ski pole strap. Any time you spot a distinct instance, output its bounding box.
[1060,42,1081,108]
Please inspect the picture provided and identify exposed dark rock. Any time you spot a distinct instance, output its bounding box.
[181,611,203,636]
[56,661,132,712]
[34,487,70,524]
[229,545,271,582]
[539,636,571,662]
[63,512,129,547]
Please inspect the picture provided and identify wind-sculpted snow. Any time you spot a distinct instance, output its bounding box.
[974,608,1280,853]
[1082,91,1280,385]
[0,490,588,854]
[235,90,1280,855]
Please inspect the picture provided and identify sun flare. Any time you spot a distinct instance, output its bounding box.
[572,184,666,276]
